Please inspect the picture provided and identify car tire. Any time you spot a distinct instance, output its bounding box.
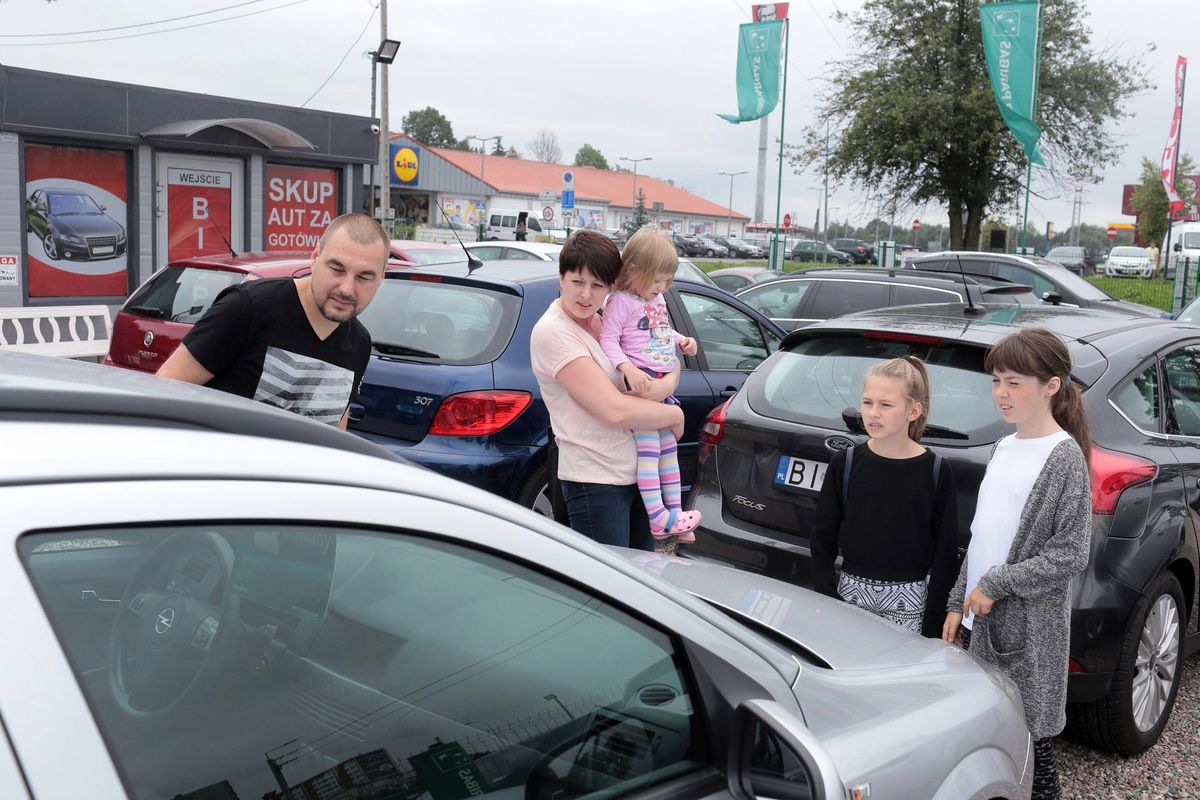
[706,249,715,257]
[1065,571,1185,755]
[42,233,59,260]
[516,461,554,518]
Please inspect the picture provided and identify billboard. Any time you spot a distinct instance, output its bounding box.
[265,165,339,251]
[23,144,129,297]
[440,196,485,226]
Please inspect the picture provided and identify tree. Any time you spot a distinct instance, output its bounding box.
[530,129,562,163]
[631,189,652,229]
[1130,154,1197,248]
[505,145,521,159]
[491,137,507,155]
[574,144,610,170]
[400,106,461,149]
[788,0,1149,250]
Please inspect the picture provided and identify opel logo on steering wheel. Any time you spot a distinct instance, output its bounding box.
[155,607,175,635]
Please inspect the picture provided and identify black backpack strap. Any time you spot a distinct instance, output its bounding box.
[841,444,855,508]
[931,451,942,494]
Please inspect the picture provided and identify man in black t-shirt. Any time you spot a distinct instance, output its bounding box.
[157,213,389,430]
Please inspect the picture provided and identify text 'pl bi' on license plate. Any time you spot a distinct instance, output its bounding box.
[774,455,827,492]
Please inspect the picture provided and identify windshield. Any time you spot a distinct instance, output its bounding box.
[1110,247,1147,258]
[401,250,470,267]
[1039,264,1112,300]
[357,278,521,364]
[49,192,103,215]
[1182,232,1200,249]
[748,333,1009,445]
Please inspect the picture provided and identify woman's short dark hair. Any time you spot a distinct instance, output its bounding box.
[559,230,621,284]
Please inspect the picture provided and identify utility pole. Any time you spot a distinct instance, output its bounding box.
[1069,179,1083,246]
[718,170,747,236]
[754,118,768,223]
[378,0,391,227]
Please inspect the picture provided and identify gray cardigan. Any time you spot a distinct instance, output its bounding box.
[948,437,1092,740]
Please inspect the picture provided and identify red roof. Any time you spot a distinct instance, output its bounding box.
[424,145,749,221]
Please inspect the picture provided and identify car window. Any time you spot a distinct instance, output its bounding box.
[679,291,773,370]
[124,266,243,324]
[995,264,1056,297]
[712,274,749,292]
[1037,265,1110,300]
[502,248,543,261]
[20,524,707,800]
[489,214,501,226]
[502,215,516,227]
[893,285,961,305]
[804,280,889,319]
[357,279,521,365]
[470,246,504,261]
[1163,346,1200,436]
[1112,361,1160,432]
[748,333,1004,444]
[738,280,813,320]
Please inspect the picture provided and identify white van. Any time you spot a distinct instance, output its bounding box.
[1163,221,1200,279]
[484,208,546,241]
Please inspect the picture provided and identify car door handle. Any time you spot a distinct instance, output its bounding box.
[348,403,365,422]
[79,588,121,608]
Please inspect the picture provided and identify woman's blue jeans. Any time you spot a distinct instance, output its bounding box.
[559,480,653,551]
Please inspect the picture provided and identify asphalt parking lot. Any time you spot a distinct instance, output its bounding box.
[1058,652,1200,799]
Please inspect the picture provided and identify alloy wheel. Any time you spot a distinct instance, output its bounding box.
[43,233,59,260]
[1132,592,1181,732]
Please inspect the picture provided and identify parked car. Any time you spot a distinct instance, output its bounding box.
[707,266,783,293]
[349,261,784,515]
[0,351,1034,800]
[712,237,762,258]
[389,239,469,267]
[465,241,563,261]
[907,251,1169,318]
[674,258,721,289]
[735,268,1037,331]
[691,237,729,258]
[1104,246,1156,279]
[896,243,922,264]
[1046,245,1097,276]
[790,239,851,264]
[103,252,314,373]
[1163,220,1200,280]
[25,187,128,261]
[433,219,473,231]
[830,238,873,264]
[681,302,1200,755]
[670,232,704,257]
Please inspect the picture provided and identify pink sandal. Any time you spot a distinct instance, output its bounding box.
[651,510,702,542]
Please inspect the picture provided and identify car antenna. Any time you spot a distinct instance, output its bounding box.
[955,253,985,316]
[433,199,483,273]
[209,220,237,258]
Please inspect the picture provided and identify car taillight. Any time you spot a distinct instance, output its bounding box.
[1090,446,1157,515]
[428,391,532,436]
[699,398,732,459]
[1068,658,1087,673]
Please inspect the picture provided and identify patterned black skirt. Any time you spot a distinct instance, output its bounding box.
[836,572,927,633]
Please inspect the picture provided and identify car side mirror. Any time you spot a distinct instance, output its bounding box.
[733,699,846,800]
[100,205,107,213]
[1175,242,1183,252]
[1042,291,1063,305]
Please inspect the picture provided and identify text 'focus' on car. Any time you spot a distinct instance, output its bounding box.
[0,351,1034,800]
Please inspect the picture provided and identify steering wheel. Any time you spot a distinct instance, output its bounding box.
[107,531,239,720]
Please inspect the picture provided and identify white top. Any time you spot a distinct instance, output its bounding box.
[963,430,1071,629]
[530,300,637,485]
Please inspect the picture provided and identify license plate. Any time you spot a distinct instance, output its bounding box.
[92,246,114,255]
[774,455,827,492]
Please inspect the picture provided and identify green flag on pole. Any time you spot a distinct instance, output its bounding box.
[980,1,1045,165]
[718,20,785,123]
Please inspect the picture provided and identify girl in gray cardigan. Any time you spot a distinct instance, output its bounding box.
[943,328,1092,800]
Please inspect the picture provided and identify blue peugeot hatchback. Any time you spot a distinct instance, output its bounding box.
[349,260,784,514]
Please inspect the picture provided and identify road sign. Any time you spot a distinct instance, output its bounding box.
[783,213,792,228]
[912,218,921,231]
[1106,226,1118,239]
[542,206,554,221]
[561,172,575,210]
[538,189,556,202]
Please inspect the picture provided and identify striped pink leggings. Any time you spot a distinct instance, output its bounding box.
[634,427,682,532]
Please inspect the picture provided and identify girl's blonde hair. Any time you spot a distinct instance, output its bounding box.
[865,356,931,441]
[617,225,678,294]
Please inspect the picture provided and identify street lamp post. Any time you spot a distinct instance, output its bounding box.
[467,135,501,241]
[543,693,571,719]
[368,38,401,221]
[619,156,652,227]
[717,170,747,237]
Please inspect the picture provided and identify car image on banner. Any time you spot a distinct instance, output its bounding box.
[23,144,129,297]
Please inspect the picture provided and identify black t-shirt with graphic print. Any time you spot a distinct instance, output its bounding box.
[181,278,371,427]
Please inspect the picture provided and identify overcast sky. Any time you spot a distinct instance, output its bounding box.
[1,0,1193,236]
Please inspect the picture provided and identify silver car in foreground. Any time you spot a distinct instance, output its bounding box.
[0,354,1032,800]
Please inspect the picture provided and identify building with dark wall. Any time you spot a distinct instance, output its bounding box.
[0,65,378,309]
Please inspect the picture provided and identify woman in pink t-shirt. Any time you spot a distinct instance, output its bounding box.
[599,227,702,540]
[530,231,683,549]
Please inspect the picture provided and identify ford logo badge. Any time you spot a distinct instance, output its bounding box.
[824,435,854,453]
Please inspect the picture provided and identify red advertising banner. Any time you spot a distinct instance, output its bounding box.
[751,3,789,21]
[23,144,129,297]
[167,168,233,262]
[1161,56,1188,219]
[265,165,339,251]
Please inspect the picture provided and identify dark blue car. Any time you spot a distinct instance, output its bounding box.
[350,261,784,514]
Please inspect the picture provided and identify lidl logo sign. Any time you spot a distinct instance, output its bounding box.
[991,10,1022,37]
[390,144,419,186]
